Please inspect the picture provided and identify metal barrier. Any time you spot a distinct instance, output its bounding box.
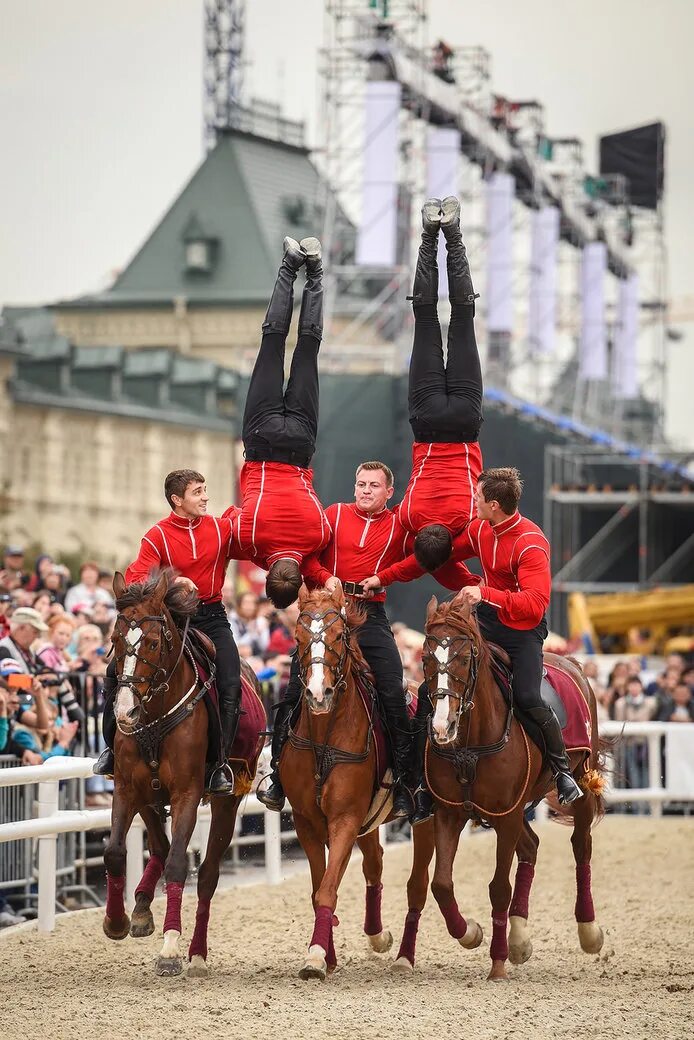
[599,720,694,816]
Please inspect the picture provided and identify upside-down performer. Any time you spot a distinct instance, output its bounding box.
[398,195,484,573]
[231,236,329,608]
[93,470,244,795]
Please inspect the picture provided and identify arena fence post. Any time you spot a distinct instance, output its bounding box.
[647,732,662,818]
[37,778,59,934]
[125,820,144,909]
[264,808,281,885]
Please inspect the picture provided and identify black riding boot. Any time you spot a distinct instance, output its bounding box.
[298,237,323,338]
[257,701,294,812]
[93,674,117,776]
[263,236,306,334]
[380,697,414,820]
[441,195,479,308]
[410,198,441,305]
[527,706,584,805]
[410,690,434,826]
[208,686,241,796]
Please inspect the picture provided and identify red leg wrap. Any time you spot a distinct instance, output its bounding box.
[326,927,337,969]
[162,880,184,934]
[364,883,384,936]
[396,908,421,965]
[309,905,333,953]
[134,854,165,903]
[575,862,595,923]
[509,861,535,919]
[490,911,509,962]
[188,898,211,961]
[440,900,468,940]
[105,873,125,921]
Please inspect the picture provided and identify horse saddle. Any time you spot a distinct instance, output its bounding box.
[488,646,567,730]
[190,627,216,660]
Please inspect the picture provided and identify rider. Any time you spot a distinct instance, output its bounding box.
[398,195,484,574]
[232,236,329,608]
[93,469,243,795]
[257,461,415,819]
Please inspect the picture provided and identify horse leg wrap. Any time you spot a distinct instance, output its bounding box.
[163,881,185,935]
[105,873,125,921]
[509,861,535,919]
[188,898,211,961]
[575,862,596,922]
[326,926,337,969]
[490,911,509,962]
[396,908,421,965]
[440,900,468,940]
[364,883,384,936]
[135,854,165,903]
[309,905,334,954]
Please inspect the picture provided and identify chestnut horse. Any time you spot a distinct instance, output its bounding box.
[423,595,607,982]
[280,584,435,980]
[102,571,266,978]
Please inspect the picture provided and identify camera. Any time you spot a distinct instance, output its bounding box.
[37,671,85,723]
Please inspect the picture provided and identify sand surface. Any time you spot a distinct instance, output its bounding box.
[2,816,693,1039]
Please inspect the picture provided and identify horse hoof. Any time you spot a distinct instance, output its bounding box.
[130,911,155,938]
[487,961,510,982]
[187,955,209,978]
[299,946,327,981]
[391,956,414,974]
[103,914,130,941]
[368,929,393,954]
[156,955,183,977]
[458,919,483,950]
[578,921,604,954]
[509,939,533,965]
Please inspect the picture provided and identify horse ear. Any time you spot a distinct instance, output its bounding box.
[451,589,471,616]
[298,582,310,607]
[152,570,169,607]
[113,571,126,600]
[425,594,438,624]
[331,580,345,608]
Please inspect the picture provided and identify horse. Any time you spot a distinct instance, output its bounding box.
[279,583,435,980]
[422,594,607,982]
[102,570,266,978]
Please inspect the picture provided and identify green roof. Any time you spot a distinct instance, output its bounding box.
[55,130,352,309]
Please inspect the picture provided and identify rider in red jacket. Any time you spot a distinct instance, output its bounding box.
[94,470,244,795]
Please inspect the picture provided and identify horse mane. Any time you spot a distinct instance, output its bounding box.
[300,588,370,676]
[115,568,199,627]
[429,600,490,669]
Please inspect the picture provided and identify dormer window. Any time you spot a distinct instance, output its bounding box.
[182,213,218,275]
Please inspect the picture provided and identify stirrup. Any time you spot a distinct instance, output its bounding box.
[207,762,235,796]
[256,776,286,812]
[555,770,583,805]
[93,748,114,777]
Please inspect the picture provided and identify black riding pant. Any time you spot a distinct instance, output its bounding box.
[102,603,240,749]
[242,328,320,465]
[476,603,548,712]
[409,303,483,442]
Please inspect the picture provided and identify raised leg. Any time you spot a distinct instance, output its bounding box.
[129,804,170,938]
[188,795,242,977]
[102,787,136,940]
[571,793,604,954]
[393,817,435,973]
[156,792,201,977]
[508,818,539,965]
[431,805,483,952]
[357,830,392,954]
[487,814,525,982]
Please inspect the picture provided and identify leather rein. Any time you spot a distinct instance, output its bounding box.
[289,604,373,806]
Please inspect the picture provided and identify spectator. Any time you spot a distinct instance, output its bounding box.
[646,667,682,716]
[71,623,107,675]
[0,588,12,639]
[42,565,70,605]
[266,602,299,657]
[614,675,657,816]
[26,553,54,593]
[91,599,115,640]
[36,614,77,673]
[228,592,270,657]
[64,561,113,614]
[0,661,51,757]
[0,666,78,761]
[582,659,613,723]
[0,545,28,589]
[657,680,694,723]
[0,606,49,674]
[32,590,56,623]
[614,676,657,723]
[97,568,114,595]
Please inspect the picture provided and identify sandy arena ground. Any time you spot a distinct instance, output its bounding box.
[2,816,693,1039]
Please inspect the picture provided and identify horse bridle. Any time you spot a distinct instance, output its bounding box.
[112,610,190,714]
[422,630,480,739]
[296,605,349,696]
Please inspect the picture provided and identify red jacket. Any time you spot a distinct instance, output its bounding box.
[125,512,237,604]
[303,503,411,602]
[235,461,330,568]
[398,440,483,537]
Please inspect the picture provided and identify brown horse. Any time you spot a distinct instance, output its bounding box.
[423,594,607,981]
[102,570,266,978]
[280,584,435,980]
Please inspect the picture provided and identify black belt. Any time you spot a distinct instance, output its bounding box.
[195,601,224,615]
[343,581,385,598]
[244,446,312,468]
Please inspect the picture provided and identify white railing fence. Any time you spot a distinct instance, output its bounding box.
[599,720,694,816]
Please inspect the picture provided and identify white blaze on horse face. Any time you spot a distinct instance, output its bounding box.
[115,624,142,720]
[307,619,326,702]
[432,643,452,742]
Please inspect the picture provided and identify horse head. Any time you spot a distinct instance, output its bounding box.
[111,569,197,731]
[295,583,355,715]
[423,592,483,746]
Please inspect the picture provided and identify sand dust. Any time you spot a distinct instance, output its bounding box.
[2,816,693,1039]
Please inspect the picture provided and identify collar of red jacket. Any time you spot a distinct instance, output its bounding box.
[489,511,522,536]
[166,512,203,530]
[351,503,390,521]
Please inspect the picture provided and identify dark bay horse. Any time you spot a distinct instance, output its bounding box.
[423,594,607,982]
[280,584,435,980]
[103,570,266,978]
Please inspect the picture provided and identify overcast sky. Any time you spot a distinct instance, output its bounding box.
[1,0,692,441]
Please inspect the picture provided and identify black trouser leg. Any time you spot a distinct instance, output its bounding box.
[408,304,448,433]
[410,682,435,824]
[193,605,241,758]
[442,304,483,438]
[257,653,302,809]
[242,330,289,441]
[102,659,117,748]
[283,333,320,441]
